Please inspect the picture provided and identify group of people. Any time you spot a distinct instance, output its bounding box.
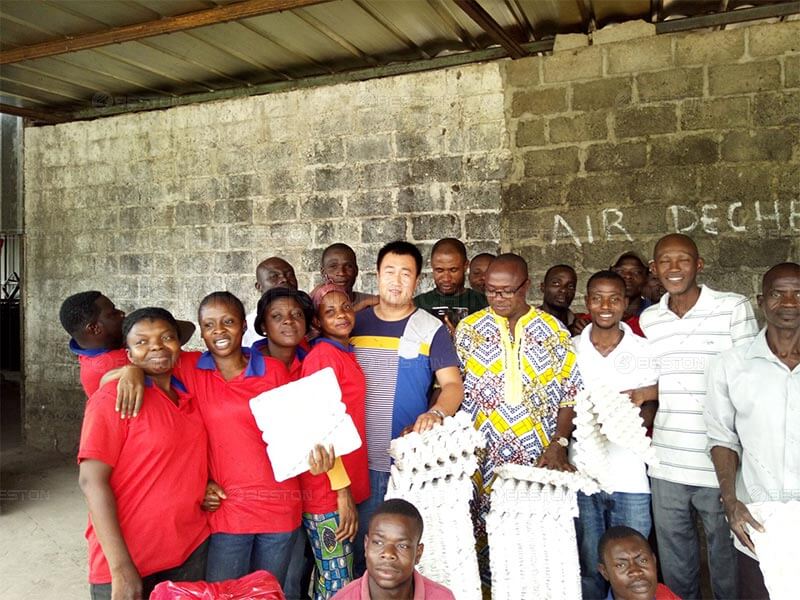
[59,234,799,600]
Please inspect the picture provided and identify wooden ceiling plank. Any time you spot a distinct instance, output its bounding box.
[453,0,528,58]
[0,0,334,65]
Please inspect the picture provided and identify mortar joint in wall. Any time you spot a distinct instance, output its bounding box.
[702,65,710,99]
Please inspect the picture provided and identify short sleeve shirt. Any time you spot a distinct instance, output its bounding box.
[351,307,459,472]
[78,378,210,583]
[69,339,129,397]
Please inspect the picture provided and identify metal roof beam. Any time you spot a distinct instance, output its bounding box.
[655,1,800,33]
[454,0,528,59]
[0,0,333,65]
[0,102,70,123]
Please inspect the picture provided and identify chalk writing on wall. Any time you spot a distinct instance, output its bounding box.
[551,200,800,246]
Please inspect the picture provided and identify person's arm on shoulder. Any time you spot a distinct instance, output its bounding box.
[78,460,142,600]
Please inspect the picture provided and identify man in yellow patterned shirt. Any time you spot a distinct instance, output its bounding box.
[454,253,583,593]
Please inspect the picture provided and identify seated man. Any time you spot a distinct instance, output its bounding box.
[538,264,578,332]
[467,253,494,294]
[598,526,681,600]
[320,242,378,311]
[414,238,487,334]
[242,256,298,347]
[335,498,455,599]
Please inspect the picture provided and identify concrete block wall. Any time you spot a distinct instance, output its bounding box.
[23,65,507,450]
[502,21,799,289]
[22,20,799,450]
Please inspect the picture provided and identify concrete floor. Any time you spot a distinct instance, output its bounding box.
[0,446,88,599]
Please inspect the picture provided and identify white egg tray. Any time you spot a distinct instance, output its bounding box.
[748,500,800,600]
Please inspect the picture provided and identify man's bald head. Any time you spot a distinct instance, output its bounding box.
[762,262,800,292]
[255,257,298,293]
[488,253,529,281]
[653,233,699,260]
[431,238,468,262]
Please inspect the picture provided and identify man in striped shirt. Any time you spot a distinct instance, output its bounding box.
[640,234,758,599]
[350,240,464,578]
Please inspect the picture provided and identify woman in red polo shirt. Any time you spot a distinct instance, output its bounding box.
[298,283,370,600]
[78,307,210,600]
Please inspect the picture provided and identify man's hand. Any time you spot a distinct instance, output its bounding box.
[201,481,227,512]
[724,498,764,554]
[570,316,590,336]
[536,443,576,472]
[110,562,142,600]
[308,444,336,475]
[335,488,358,543]
[115,365,145,419]
[412,410,443,434]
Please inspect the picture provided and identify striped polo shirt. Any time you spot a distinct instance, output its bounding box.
[351,307,459,472]
[640,285,758,487]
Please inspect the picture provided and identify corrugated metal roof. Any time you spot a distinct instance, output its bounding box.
[1,0,797,123]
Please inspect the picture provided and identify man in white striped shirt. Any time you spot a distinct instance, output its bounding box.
[640,234,758,599]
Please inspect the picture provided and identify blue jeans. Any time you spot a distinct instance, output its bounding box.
[353,469,390,578]
[206,529,299,586]
[576,490,652,600]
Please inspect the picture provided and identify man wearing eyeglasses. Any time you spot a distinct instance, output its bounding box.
[453,253,583,594]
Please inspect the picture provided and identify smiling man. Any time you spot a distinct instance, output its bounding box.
[414,238,488,334]
[335,499,455,599]
[350,241,463,577]
[242,257,299,347]
[705,262,800,599]
[640,233,758,600]
[320,243,377,311]
[454,253,582,594]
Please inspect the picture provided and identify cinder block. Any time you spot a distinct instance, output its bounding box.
[615,105,677,138]
[314,220,361,247]
[361,217,407,243]
[504,56,541,87]
[175,202,212,226]
[213,199,253,224]
[396,185,447,213]
[721,130,794,162]
[411,214,460,241]
[346,191,395,217]
[553,33,590,53]
[585,142,647,172]
[752,91,800,126]
[786,55,800,88]
[748,21,800,57]
[502,178,566,212]
[345,134,393,162]
[449,181,502,212]
[675,29,744,65]
[637,68,704,102]
[572,77,633,111]
[607,37,673,74]
[681,97,750,131]
[523,147,580,177]
[548,111,608,143]
[565,174,632,207]
[709,61,781,96]
[511,87,568,117]
[408,157,463,183]
[301,195,344,219]
[593,21,655,45]
[650,134,718,166]
[718,238,790,267]
[543,47,603,83]
[465,212,500,239]
[698,165,771,201]
[515,118,546,148]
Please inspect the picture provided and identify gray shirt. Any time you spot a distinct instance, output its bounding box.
[705,328,800,504]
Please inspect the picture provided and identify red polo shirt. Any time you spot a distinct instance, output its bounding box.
[177,349,303,534]
[298,338,370,514]
[78,377,209,584]
[69,339,129,397]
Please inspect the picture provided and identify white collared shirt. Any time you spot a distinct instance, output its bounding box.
[640,284,758,487]
[241,309,265,348]
[705,328,800,504]
[572,322,658,493]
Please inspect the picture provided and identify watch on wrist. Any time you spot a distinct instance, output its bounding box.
[428,409,446,420]
[552,436,569,448]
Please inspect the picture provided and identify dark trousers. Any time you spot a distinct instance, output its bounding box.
[89,537,208,599]
[738,550,770,600]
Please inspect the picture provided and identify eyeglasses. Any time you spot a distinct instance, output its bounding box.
[485,281,527,299]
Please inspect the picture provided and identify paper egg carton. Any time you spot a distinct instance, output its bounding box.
[572,393,612,491]
[384,412,484,600]
[495,463,602,497]
[488,466,583,599]
[747,500,800,600]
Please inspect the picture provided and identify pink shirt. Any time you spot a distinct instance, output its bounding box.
[334,570,455,600]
